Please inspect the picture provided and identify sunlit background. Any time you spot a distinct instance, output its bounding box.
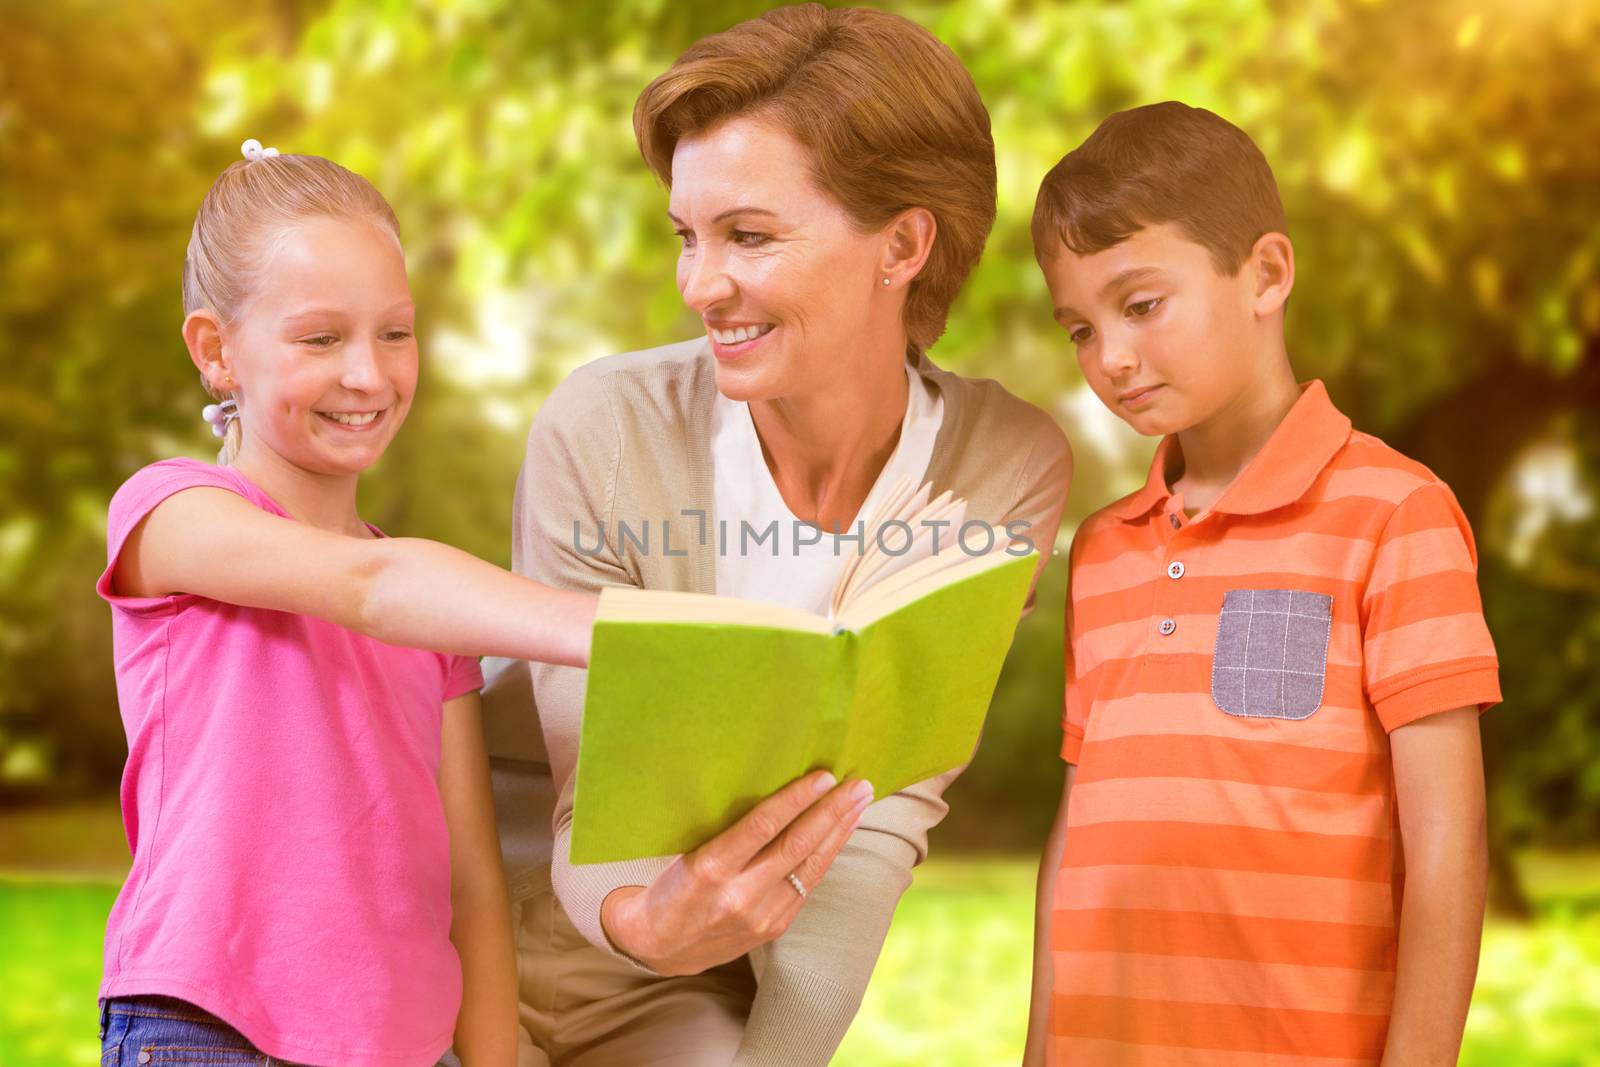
[4,0,1599,1063]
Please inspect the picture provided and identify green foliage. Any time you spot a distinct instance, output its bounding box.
[1482,416,1600,847]
[3,0,1598,853]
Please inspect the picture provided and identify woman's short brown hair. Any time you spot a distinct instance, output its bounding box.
[634,4,996,351]
[1031,102,1287,275]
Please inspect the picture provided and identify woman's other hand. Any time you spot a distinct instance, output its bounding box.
[599,770,874,975]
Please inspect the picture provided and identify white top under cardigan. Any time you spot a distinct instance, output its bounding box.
[710,360,945,613]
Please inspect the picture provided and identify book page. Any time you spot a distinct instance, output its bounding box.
[839,493,966,606]
[599,586,833,634]
[833,480,992,618]
[829,475,924,617]
[835,543,1026,631]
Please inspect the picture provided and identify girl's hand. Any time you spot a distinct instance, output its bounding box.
[600,770,874,976]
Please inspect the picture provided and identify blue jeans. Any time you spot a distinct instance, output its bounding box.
[98,997,462,1067]
[99,995,319,1065]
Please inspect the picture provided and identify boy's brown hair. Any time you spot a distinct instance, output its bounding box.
[1031,101,1286,274]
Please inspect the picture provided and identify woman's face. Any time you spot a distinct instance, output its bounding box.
[669,116,899,403]
[223,216,418,477]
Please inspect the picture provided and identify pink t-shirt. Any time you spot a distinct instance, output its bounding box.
[97,458,483,1067]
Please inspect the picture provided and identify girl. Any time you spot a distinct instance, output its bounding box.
[95,141,592,1066]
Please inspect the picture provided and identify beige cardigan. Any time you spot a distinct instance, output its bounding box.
[481,338,1071,1065]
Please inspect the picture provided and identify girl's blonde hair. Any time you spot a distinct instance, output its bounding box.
[183,152,402,463]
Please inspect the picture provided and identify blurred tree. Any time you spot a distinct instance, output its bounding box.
[0,0,329,794]
[4,0,1597,913]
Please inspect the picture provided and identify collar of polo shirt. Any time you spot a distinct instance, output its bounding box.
[1108,379,1354,523]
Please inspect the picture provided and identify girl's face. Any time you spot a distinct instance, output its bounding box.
[225,216,417,477]
[668,116,900,403]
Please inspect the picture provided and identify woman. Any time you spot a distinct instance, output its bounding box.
[481,6,1073,1064]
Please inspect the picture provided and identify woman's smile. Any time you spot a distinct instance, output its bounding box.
[707,321,776,360]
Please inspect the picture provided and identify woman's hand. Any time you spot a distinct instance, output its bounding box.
[600,769,874,976]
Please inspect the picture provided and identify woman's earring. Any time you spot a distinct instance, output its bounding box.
[881,277,891,287]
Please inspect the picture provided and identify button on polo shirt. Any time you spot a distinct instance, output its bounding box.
[1051,380,1501,1066]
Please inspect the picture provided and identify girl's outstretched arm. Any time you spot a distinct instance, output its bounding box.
[439,690,519,1065]
[112,485,595,666]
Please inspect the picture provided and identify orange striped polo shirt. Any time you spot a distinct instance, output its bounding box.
[1052,380,1500,1066]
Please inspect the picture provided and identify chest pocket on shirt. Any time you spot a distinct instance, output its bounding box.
[1210,588,1333,719]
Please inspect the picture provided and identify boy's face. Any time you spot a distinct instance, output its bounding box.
[1040,221,1267,437]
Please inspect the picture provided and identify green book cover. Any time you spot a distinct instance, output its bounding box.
[571,552,1037,864]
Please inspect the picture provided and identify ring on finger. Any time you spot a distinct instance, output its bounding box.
[786,872,808,899]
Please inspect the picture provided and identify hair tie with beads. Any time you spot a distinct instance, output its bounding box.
[241,138,280,162]
[202,398,239,438]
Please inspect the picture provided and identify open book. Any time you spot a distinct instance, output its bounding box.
[570,478,1039,864]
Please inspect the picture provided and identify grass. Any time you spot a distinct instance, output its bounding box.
[840,857,1600,1067]
[4,851,1600,1066]
[0,877,114,1067]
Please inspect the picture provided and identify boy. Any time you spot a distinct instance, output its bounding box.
[1023,102,1500,1067]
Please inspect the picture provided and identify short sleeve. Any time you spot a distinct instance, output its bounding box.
[1362,481,1501,731]
[1061,530,1088,763]
[97,458,250,611]
[444,654,484,701]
